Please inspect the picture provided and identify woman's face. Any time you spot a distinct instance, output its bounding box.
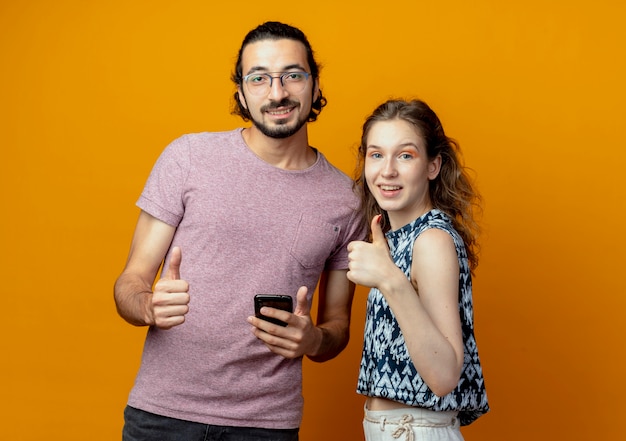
[364,118,441,230]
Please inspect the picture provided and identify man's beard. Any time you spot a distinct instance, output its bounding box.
[251,99,309,139]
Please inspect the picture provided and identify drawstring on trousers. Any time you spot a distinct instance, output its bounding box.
[364,411,458,441]
[390,415,414,440]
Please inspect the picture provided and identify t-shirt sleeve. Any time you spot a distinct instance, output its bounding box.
[325,205,368,271]
[136,135,190,227]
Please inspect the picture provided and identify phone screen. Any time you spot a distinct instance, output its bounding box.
[254,294,293,327]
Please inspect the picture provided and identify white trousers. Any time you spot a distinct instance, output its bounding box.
[363,406,463,441]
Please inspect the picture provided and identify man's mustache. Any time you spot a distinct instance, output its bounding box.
[261,99,299,112]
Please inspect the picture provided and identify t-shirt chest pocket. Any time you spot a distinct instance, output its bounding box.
[289,214,340,269]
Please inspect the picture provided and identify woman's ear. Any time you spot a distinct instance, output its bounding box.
[428,154,442,180]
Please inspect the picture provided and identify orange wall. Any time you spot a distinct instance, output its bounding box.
[1,1,625,439]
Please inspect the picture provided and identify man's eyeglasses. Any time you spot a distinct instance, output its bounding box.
[242,71,311,96]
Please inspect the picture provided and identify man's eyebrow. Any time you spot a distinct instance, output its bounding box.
[283,63,307,71]
[245,64,307,75]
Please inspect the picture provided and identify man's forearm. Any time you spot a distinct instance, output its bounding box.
[114,273,153,327]
[307,320,350,362]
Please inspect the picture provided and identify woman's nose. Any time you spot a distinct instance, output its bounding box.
[381,160,398,177]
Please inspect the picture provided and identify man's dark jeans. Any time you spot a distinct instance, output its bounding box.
[122,406,299,441]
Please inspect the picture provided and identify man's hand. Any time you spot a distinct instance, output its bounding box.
[151,246,190,329]
[247,286,322,359]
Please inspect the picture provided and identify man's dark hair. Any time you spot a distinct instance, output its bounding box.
[231,21,327,122]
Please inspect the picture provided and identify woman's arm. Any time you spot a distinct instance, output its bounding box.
[381,228,464,397]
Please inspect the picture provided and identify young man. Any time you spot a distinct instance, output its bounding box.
[114,22,366,441]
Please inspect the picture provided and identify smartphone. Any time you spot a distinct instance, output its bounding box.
[254,294,293,327]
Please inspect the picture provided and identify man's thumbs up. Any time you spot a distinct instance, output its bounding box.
[164,246,182,280]
[152,246,190,329]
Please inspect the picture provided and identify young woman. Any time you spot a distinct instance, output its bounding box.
[347,99,489,441]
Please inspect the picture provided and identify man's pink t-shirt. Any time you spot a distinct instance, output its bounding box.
[127,129,365,429]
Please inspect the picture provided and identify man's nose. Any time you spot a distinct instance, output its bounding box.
[268,76,289,100]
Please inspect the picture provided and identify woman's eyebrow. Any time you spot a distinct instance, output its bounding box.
[366,142,420,150]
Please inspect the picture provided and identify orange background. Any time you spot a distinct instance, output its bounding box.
[1,1,625,440]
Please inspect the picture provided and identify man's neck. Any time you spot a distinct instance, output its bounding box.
[241,126,317,170]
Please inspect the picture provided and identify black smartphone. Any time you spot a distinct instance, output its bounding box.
[254,294,293,327]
